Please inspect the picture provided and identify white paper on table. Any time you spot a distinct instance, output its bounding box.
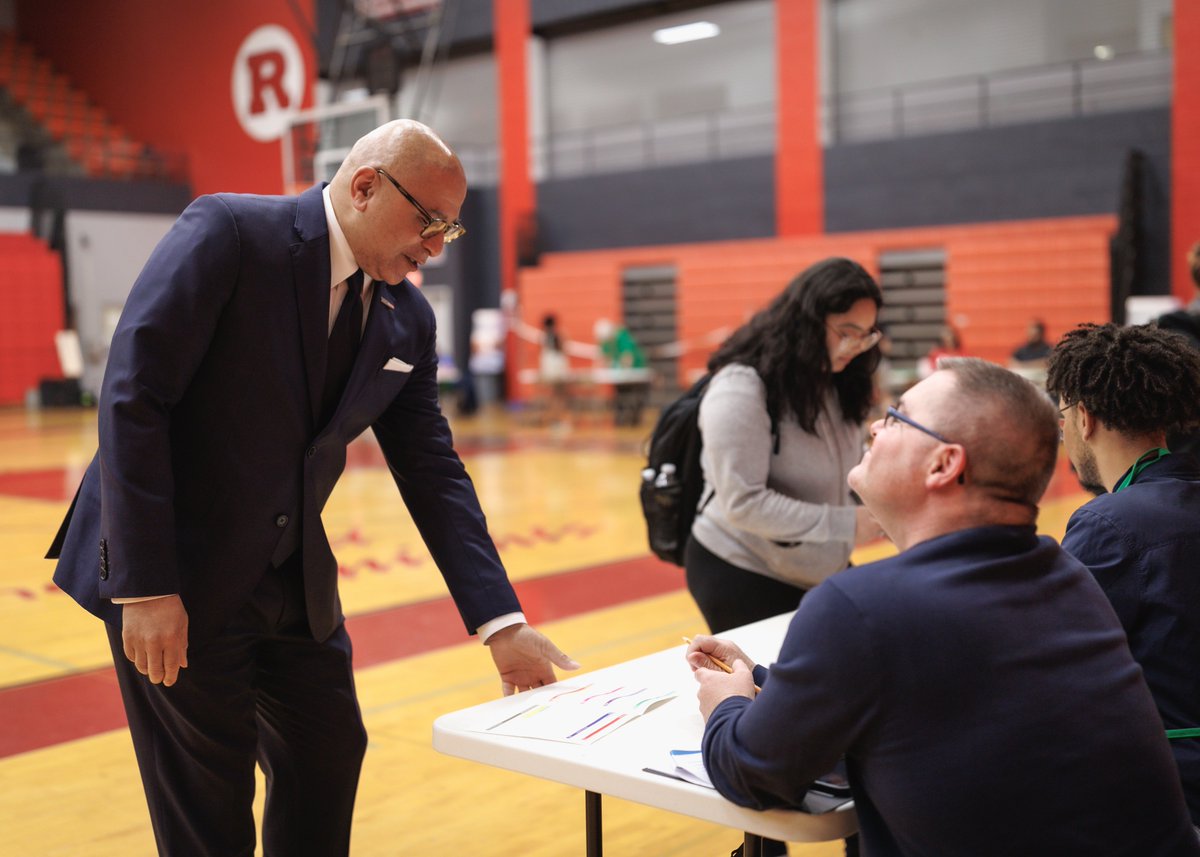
[668,749,715,789]
[473,681,677,745]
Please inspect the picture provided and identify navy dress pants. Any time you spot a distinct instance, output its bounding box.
[106,555,368,857]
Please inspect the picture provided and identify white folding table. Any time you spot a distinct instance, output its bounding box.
[432,613,856,855]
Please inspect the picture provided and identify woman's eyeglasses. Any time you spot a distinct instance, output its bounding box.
[827,323,882,354]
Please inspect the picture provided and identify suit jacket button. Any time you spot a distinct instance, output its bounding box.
[307,446,317,458]
[99,565,109,581]
[276,515,289,527]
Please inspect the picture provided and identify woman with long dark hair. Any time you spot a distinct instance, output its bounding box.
[686,257,885,634]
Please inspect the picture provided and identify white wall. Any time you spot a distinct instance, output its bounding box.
[371,0,1172,172]
[833,0,1166,93]
[0,205,29,231]
[64,210,176,394]
[1137,0,1174,51]
[543,1,776,133]
[398,51,498,148]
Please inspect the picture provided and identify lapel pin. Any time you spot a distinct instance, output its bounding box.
[380,296,395,310]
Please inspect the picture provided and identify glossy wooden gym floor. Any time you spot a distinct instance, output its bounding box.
[0,403,1089,856]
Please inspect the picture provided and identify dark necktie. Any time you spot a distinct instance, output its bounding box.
[320,269,364,427]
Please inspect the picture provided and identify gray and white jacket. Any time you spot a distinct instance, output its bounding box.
[691,363,863,588]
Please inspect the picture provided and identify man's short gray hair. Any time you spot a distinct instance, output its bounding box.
[936,357,1059,508]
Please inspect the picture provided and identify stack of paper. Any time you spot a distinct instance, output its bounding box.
[476,681,677,745]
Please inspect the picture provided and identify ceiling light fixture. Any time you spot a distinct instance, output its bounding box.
[652,21,720,45]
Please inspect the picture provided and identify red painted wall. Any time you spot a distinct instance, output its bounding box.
[494,0,535,392]
[1173,0,1200,301]
[495,0,535,296]
[775,0,822,236]
[0,235,64,404]
[15,0,315,196]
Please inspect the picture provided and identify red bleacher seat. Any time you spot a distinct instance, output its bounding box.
[0,33,160,181]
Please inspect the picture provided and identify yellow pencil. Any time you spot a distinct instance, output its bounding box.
[682,636,734,673]
[683,636,761,693]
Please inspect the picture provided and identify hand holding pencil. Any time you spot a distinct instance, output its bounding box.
[686,628,758,715]
[683,635,752,676]
[684,635,759,720]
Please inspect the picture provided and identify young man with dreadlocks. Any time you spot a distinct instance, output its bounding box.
[1047,322,1200,828]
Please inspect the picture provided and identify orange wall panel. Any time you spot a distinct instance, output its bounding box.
[512,215,1115,396]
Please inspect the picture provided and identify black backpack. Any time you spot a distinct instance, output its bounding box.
[639,372,777,566]
[639,373,713,566]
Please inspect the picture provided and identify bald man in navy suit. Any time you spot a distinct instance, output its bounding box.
[48,120,577,857]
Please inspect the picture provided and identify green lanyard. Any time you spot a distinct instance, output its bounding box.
[1112,448,1170,493]
[1167,728,1200,740]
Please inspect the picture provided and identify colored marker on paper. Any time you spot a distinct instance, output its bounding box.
[566,712,612,740]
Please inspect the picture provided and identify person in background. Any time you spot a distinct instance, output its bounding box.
[1009,318,1053,366]
[538,313,571,428]
[594,317,649,426]
[1164,241,1200,315]
[917,323,964,379]
[686,257,884,857]
[1047,322,1200,827]
[688,358,1199,857]
[46,120,576,857]
[1155,241,1200,341]
[1155,241,1200,455]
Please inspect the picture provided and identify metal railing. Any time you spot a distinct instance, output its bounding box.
[455,102,776,186]
[533,102,776,180]
[450,50,1172,185]
[829,50,1171,144]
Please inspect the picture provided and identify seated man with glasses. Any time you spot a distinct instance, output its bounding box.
[686,358,1198,857]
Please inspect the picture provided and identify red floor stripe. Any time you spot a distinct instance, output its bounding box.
[0,669,128,758]
[0,555,684,759]
[0,468,80,502]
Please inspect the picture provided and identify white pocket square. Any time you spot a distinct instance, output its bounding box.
[384,357,414,373]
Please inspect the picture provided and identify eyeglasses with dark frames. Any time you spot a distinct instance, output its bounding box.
[883,406,956,445]
[882,406,967,485]
[375,167,466,244]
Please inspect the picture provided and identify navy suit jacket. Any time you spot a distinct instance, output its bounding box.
[703,526,1199,857]
[1062,453,1200,825]
[49,183,520,641]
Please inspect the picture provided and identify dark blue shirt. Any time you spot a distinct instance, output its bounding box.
[1062,453,1200,826]
[703,525,1198,857]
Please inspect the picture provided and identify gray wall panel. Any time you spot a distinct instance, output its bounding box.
[825,107,1171,290]
[825,107,1169,227]
[455,185,502,367]
[537,155,775,251]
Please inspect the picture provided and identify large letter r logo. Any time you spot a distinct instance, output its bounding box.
[247,50,289,115]
[232,25,304,141]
